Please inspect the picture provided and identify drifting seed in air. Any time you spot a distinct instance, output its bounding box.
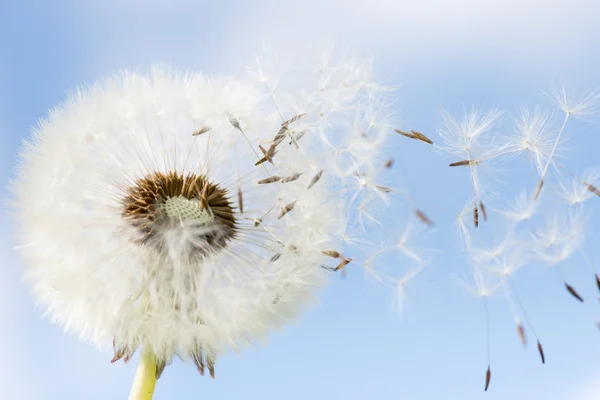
[414,209,434,227]
[258,176,282,184]
[484,366,491,391]
[565,283,584,302]
[517,323,526,346]
[253,218,262,227]
[322,250,341,258]
[449,160,472,167]
[270,253,281,262]
[537,340,545,364]
[282,113,306,127]
[238,188,244,214]
[376,185,394,193]
[280,173,302,183]
[255,144,277,166]
[308,169,324,189]
[595,274,600,293]
[334,257,353,271]
[479,201,487,222]
[473,203,479,228]
[533,179,544,200]
[192,126,212,136]
[394,129,433,145]
[278,201,297,219]
[384,159,394,169]
[584,182,600,197]
[228,116,241,131]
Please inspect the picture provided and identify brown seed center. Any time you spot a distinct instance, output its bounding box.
[121,171,236,256]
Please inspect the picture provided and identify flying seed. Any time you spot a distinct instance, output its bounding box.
[537,340,545,364]
[479,201,487,222]
[384,159,394,168]
[320,264,336,271]
[272,126,288,146]
[238,188,244,214]
[255,144,277,166]
[322,250,341,258]
[473,203,479,228]
[565,283,584,302]
[533,179,544,200]
[584,182,600,197]
[308,169,324,189]
[410,130,433,145]
[517,323,526,346]
[484,366,491,391]
[449,160,472,167]
[270,253,281,262]
[282,113,306,127]
[376,185,394,193]
[415,209,434,227]
[394,129,416,139]
[228,116,241,130]
[253,218,262,227]
[289,130,306,147]
[192,126,212,136]
[280,173,302,183]
[258,176,282,184]
[278,201,297,219]
[595,274,600,293]
[334,257,353,271]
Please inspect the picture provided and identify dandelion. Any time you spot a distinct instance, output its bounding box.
[11,49,398,399]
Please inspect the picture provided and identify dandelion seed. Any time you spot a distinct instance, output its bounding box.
[384,159,394,168]
[584,182,600,197]
[270,253,281,262]
[281,113,306,127]
[565,283,584,302]
[473,203,479,228]
[533,179,544,201]
[414,209,434,227]
[449,160,472,167]
[411,131,433,145]
[394,128,416,139]
[375,185,394,193]
[537,340,546,364]
[517,323,526,346]
[595,274,600,293]
[334,257,353,271]
[484,366,491,391]
[308,169,324,189]
[278,201,297,219]
[192,127,212,136]
[258,176,282,184]
[238,188,244,214]
[322,250,341,258]
[280,173,302,183]
[479,201,487,222]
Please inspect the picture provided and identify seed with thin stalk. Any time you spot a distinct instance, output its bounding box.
[410,130,433,145]
[334,257,352,271]
[322,250,341,258]
[228,116,241,130]
[282,113,306,127]
[449,160,472,167]
[414,209,434,227]
[484,366,491,391]
[565,283,584,302]
[280,173,302,183]
[584,182,600,197]
[479,201,487,222]
[517,323,526,346]
[192,126,212,136]
[473,203,479,228]
[258,176,282,184]
[238,188,244,214]
[533,179,544,200]
[376,185,394,193]
[537,340,545,364]
[308,169,324,189]
[278,201,297,219]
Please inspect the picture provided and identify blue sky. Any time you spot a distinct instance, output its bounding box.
[1,1,600,399]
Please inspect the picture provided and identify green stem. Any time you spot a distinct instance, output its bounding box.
[128,348,157,400]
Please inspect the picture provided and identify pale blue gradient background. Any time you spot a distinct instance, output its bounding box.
[1,1,600,399]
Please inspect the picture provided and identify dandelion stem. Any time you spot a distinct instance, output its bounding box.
[128,348,158,400]
[534,113,570,199]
